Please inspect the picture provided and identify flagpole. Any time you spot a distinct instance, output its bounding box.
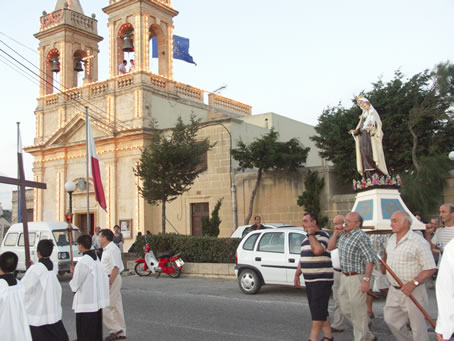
[16,122,20,223]
[85,106,90,233]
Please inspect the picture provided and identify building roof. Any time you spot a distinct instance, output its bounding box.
[55,0,84,14]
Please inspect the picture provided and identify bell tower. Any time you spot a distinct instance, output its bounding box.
[34,0,103,95]
[103,0,178,79]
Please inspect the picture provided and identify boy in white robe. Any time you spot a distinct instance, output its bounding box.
[70,234,109,341]
[21,239,69,341]
[0,251,32,341]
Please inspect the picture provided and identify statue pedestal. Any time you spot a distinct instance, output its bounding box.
[351,188,425,231]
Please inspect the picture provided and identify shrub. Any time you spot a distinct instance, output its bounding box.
[134,233,241,263]
[202,198,223,237]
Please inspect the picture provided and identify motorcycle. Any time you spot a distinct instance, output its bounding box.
[134,243,184,278]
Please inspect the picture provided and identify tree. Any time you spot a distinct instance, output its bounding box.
[297,170,328,227]
[232,129,310,224]
[311,63,454,216]
[134,116,212,233]
[202,198,223,237]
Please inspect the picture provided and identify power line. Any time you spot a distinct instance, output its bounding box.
[0,40,132,132]
[0,54,41,86]
[0,32,38,55]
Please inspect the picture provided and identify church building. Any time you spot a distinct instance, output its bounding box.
[25,0,328,247]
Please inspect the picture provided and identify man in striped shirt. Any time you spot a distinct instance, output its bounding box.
[425,203,454,254]
[294,213,333,341]
[328,212,376,341]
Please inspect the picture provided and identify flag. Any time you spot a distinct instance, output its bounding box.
[87,117,107,211]
[152,35,197,65]
[17,125,23,223]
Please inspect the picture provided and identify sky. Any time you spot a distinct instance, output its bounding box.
[0,0,453,210]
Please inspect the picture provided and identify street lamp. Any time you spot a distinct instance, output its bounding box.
[64,181,76,216]
[449,151,454,161]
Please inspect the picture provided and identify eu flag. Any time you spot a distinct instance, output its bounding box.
[152,35,197,65]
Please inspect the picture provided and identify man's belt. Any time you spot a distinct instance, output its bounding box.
[342,272,359,276]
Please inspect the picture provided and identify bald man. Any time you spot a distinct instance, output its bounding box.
[385,211,436,341]
[328,212,376,341]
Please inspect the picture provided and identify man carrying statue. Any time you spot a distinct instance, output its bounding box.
[349,96,389,178]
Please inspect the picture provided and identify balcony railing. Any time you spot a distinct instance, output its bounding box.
[39,72,251,116]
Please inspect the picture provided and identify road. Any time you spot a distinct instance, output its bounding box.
[59,274,439,341]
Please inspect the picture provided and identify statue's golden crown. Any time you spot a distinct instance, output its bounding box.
[355,94,365,103]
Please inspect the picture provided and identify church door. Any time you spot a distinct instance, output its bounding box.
[191,203,209,236]
[76,213,95,235]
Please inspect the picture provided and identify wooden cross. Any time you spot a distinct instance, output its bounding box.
[0,154,46,269]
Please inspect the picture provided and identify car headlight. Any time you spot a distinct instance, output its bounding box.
[58,252,69,260]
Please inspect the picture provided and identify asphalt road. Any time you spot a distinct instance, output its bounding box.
[59,274,439,341]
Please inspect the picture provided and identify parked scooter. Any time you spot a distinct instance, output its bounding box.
[134,243,184,278]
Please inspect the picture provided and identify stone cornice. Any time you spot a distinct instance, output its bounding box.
[103,0,178,18]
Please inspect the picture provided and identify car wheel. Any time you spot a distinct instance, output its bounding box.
[238,269,261,294]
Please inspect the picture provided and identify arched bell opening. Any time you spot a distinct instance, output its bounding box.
[73,49,87,88]
[148,24,167,76]
[46,49,60,95]
[117,23,135,75]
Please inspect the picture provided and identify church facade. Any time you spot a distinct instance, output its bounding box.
[25,0,327,246]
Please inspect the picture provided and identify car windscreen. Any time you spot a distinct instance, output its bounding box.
[53,229,81,246]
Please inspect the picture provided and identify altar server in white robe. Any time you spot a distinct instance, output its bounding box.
[70,234,109,341]
[0,251,32,341]
[21,239,69,341]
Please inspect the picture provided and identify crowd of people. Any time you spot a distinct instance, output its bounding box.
[1,205,454,340]
[297,204,454,341]
[0,228,127,341]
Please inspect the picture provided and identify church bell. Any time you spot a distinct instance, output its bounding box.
[50,58,60,73]
[74,58,84,72]
[122,35,134,52]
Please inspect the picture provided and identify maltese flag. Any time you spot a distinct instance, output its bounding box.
[87,117,107,211]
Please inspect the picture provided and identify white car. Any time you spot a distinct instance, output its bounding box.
[0,222,82,274]
[234,227,307,294]
[230,223,298,238]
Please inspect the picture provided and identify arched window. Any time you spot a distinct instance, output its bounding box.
[117,23,135,75]
[46,49,60,95]
[148,24,166,75]
[73,49,88,88]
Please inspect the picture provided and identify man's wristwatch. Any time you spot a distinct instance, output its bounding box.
[362,277,370,282]
[412,279,419,286]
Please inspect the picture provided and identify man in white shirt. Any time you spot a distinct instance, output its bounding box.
[0,251,32,341]
[384,211,436,341]
[129,59,135,73]
[119,60,127,75]
[435,238,454,341]
[93,226,101,249]
[21,239,69,341]
[70,234,109,341]
[99,228,127,340]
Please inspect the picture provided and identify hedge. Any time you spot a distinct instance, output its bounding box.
[134,234,241,263]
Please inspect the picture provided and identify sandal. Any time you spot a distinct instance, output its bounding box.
[321,337,334,341]
[104,331,127,340]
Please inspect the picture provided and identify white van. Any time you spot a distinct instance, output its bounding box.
[0,221,83,274]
